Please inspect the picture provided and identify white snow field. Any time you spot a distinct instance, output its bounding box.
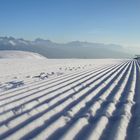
[0,50,46,59]
[0,53,139,140]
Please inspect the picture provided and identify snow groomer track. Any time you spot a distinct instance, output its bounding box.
[0,59,140,140]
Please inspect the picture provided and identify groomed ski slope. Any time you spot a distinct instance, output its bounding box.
[0,59,140,140]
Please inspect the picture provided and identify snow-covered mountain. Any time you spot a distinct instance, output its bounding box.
[0,36,131,58]
[0,37,30,46]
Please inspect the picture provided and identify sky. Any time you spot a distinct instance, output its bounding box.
[0,0,140,48]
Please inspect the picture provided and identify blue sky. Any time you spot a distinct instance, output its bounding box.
[0,0,140,47]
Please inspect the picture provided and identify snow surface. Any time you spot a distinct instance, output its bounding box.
[0,56,139,140]
[0,50,46,59]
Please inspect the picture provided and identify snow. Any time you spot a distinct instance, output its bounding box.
[9,40,16,46]
[0,54,139,140]
[0,50,46,59]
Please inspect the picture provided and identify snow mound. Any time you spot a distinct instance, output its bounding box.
[0,50,46,59]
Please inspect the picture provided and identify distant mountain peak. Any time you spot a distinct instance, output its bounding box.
[35,38,52,43]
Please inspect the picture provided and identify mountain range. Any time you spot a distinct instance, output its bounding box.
[0,36,131,58]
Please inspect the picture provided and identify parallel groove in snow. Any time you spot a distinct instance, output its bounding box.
[0,62,125,117]
[87,61,133,140]
[32,62,130,140]
[0,61,126,138]
[60,61,131,140]
[0,59,139,140]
